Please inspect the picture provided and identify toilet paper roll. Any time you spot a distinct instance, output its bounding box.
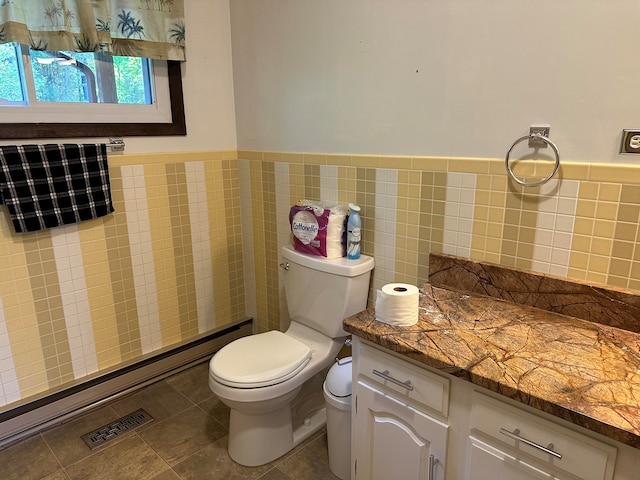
[375,283,420,327]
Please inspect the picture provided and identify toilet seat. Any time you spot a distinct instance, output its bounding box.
[210,331,312,388]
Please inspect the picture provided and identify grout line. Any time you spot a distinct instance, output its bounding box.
[134,431,175,479]
[40,432,71,479]
[193,400,229,432]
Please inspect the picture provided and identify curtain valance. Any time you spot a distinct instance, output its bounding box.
[0,0,185,61]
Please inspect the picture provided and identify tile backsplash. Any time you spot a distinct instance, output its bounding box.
[238,151,640,334]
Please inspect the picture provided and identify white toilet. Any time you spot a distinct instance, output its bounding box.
[209,245,374,466]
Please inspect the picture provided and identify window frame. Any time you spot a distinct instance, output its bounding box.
[0,60,186,139]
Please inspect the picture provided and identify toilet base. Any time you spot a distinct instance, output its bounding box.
[228,404,326,466]
[227,370,329,466]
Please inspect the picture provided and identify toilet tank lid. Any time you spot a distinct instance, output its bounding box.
[282,245,374,277]
[210,331,311,386]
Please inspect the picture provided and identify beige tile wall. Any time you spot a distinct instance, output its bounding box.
[239,152,640,334]
[0,151,245,408]
[1,148,637,407]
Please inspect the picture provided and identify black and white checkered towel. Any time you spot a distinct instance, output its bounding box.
[0,144,114,233]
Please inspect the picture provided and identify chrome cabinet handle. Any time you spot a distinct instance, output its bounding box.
[428,455,439,480]
[372,369,414,391]
[499,427,563,459]
[279,262,289,271]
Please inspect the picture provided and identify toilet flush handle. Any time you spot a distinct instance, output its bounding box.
[279,262,290,271]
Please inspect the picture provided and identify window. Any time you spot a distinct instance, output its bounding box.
[0,43,185,139]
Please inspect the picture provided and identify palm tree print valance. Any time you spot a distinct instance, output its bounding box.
[0,0,186,61]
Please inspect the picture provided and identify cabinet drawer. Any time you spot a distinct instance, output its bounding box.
[358,343,450,417]
[470,392,617,480]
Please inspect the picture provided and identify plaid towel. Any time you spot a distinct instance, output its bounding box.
[0,144,114,233]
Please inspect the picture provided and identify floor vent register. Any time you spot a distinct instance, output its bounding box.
[80,408,154,450]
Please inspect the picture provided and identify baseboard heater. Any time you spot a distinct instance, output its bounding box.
[0,318,253,449]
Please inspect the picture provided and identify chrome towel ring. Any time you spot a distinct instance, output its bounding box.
[505,133,560,187]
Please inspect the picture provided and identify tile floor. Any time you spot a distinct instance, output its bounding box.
[1,361,341,480]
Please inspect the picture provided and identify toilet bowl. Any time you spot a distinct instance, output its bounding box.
[208,245,374,466]
[209,322,344,465]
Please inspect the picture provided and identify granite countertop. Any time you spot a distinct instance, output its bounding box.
[343,254,640,450]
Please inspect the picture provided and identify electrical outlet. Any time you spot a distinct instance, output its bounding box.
[620,129,640,154]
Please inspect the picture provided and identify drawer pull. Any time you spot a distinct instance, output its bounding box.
[428,454,439,480]
[372,369,414,391]
[499,427,563,459]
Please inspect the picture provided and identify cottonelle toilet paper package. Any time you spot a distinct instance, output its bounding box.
[289,200,347,259]
[375,283,420,326]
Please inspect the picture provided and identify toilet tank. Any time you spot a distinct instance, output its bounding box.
[281,245,374,338]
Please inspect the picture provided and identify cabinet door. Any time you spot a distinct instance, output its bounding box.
[354,380,448,480]
[467,436,571,480]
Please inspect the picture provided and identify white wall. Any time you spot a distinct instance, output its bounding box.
[137,0,237,153]
[230,0,640,163]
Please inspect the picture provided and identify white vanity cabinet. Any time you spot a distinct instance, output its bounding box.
[352,338,450,480]
[352,338,640,480]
